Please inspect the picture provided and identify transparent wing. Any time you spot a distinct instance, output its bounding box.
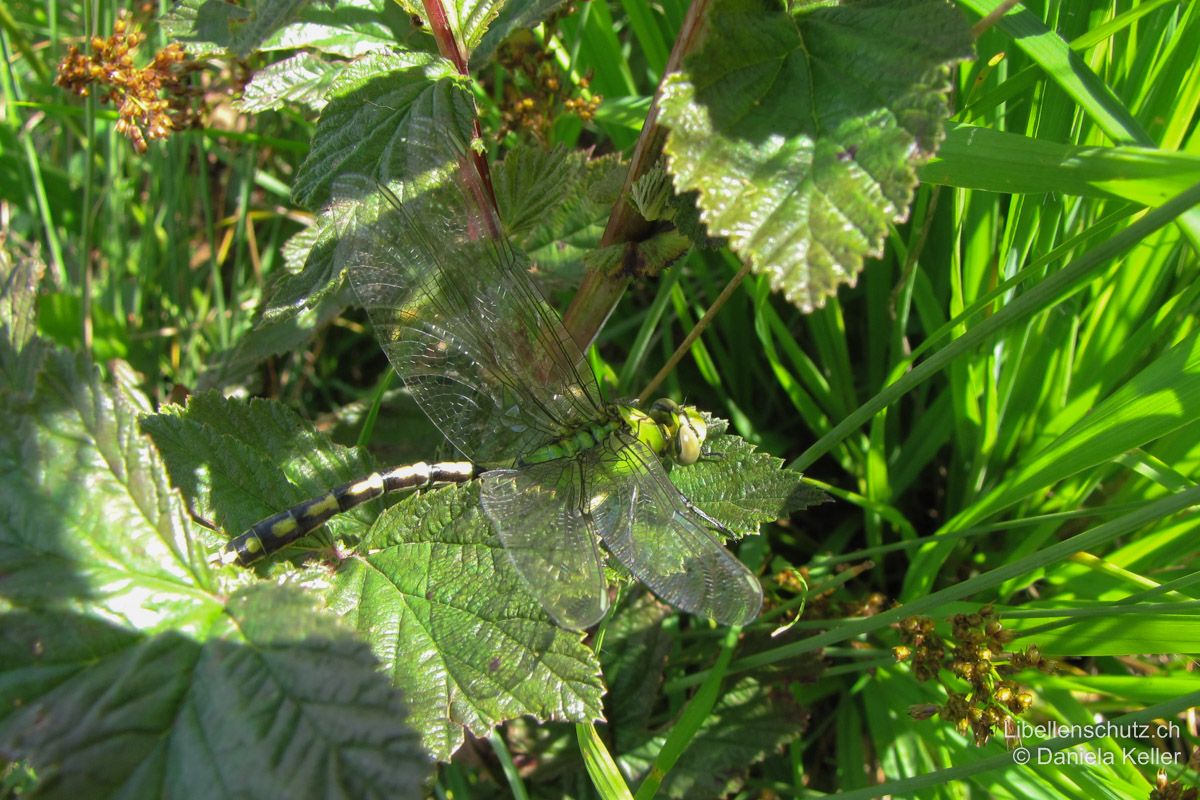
[337,127,604,465]
[589,432,763,626]
[480,462,609,630]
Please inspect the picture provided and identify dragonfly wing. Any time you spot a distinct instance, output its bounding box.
[339,130,604,464]
[590,432,763,627]
[480,461,609,630]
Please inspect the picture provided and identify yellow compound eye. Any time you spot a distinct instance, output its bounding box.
[674,420,702,465]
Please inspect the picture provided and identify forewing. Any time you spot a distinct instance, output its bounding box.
[590,433,763,626]
[337,127,604,464]
[480,462,609,630]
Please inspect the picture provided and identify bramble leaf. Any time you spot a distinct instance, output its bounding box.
[0,247,44,394]
[0,586,430,798]
[328,483,606,759]
[239,52,343,113]
[143,393,377,548]
[0,350,212,631]
[659,0,973,310]
[471,0,569,66]
[494,146,626,291]
[163,0,409,57]
[0,315,429,795]
[672,417,826,537]
[162,0,308,57]
[292,55,471,209]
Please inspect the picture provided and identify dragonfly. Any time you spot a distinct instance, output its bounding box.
[219,127,763,630]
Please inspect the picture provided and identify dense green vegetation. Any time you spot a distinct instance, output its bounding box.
[2,0,1198,797]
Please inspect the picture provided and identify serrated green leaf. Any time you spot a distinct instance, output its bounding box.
[0,586,430,799]
[292,54,469,209]
[428,0,508,61]
[0,351,212,632]
[327,482,605,760]
[583,231,693,280]
[142,393,376,543]
[239,52,344,113]
[669,420,825,537]
[257,0,417,57]
[260,192,355,319]
[0,248,45,395]
[162,0,313,57]
[500,150,626,291]
[659,0,973,310]
[618,676,806,799]
[494,144,591,236]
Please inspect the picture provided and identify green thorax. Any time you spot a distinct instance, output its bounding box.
[519,398,709,467]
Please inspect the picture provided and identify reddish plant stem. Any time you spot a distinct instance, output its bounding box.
[421,0,498,210]
[561,0,713,352]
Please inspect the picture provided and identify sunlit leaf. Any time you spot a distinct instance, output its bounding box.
[672,417,826,537]
[659,0,972,310]
[239,52,343,113]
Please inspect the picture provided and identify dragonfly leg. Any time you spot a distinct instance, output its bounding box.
[677,493,735,538]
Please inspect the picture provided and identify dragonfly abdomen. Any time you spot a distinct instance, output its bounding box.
[217,461,476,566]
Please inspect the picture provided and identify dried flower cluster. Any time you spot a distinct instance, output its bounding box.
[56,10,201,153]
[896,607,1053,746]
[494,25,602,142]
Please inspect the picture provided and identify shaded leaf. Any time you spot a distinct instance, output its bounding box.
[471,0,568,66]
[199,282,355,391]
[618,676,806,799]
[600,593,672,734]
[261,192,355,318]
[161,0,249,55]
[494,147,626,291]
[0,350,210,632]
[327,482,606,760]
[0,247,45,395]
[0,586,430,798]
[142,393,376,547]
[659,0,973,310]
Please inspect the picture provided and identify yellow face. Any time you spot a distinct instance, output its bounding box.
[649,398,708,466]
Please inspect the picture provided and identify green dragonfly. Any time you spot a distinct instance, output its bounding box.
[221,129,762,630]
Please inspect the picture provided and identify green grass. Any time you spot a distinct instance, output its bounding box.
[2,0,1198,797]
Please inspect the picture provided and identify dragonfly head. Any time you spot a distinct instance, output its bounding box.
[648,398,708,466]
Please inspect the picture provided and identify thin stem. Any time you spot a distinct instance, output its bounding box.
[637,258,751,403]
[562,0,713,351]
